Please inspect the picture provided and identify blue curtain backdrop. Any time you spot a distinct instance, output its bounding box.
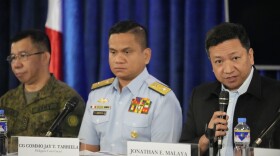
[0,0,226,121]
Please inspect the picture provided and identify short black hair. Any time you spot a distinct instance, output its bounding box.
[109,20,148,49]
[11,29,51,54]
[205,22,250,56]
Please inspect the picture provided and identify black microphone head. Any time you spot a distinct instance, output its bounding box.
[64,97,79,111]
[219,91,229,105]
[219,91,229,112]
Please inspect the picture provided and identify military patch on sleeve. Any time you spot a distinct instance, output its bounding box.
[148,82,171,96]
[67,115,79,127]
[91,77,115,90]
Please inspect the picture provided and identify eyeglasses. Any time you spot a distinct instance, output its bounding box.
[6,51,45,63]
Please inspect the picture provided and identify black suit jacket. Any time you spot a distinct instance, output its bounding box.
[180,69,280,156]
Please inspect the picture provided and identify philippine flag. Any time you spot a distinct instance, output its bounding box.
[45,0,63,80]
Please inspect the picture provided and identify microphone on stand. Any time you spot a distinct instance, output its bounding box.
[45,97,79,137]
[252,109,280,147]
[217,91,229,149]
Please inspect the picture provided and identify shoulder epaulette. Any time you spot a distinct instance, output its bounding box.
[148,82,171,96]
[91,77,115,90]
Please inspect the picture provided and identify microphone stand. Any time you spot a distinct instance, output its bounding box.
[252,113,280,147]
[209,139,214,156]
[45,97,79,137]
[205,124,216,156]
[46,124,63,137]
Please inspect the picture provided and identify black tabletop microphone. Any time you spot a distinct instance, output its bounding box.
[252,109,280,147]
[218,91,229,149]
[46,97,79,137]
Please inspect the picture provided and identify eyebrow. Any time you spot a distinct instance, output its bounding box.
[212,51,239,58]
[109,47,132,51]
[10,51,28,55]
[121,47,132,51]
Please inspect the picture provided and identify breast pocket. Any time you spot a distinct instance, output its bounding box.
[91,110,111,127]
[122,112,150,141]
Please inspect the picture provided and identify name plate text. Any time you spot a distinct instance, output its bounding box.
[18,136,79,156]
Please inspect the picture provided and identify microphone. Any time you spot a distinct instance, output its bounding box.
[252,109,280,147]
[218,91,229,149]
[45,97,79,137]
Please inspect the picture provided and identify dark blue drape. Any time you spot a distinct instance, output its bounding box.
[0,0,48,92]
[0,0,10,97]
[1,0,228,121]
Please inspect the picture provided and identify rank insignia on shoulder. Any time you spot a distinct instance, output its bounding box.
[148,82,171,95]
[91,77,114,90]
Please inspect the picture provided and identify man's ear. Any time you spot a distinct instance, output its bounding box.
[248,48,254,65]
[144,48,151,65]
[44,51,51,64]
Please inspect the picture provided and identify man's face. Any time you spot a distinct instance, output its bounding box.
[109,33,151,82]
[10,37,47,85]
[209,39,254,91]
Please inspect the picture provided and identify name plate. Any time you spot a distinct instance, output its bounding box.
[127,141,192,156]
[18,136,79,156]
[254,147,280,156]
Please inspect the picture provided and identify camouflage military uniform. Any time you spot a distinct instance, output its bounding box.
[0,75,85,138]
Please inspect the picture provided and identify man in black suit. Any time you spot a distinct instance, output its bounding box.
[180,22,280,156]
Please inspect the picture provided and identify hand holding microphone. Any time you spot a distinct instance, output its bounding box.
[206,91,229,150]
[217,91,229,149]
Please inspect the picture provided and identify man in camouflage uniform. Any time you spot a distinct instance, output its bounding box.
[0,30,85,139]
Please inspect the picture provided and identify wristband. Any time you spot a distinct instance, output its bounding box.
[205,127,215,140]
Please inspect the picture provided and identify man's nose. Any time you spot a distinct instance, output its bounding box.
[114,53,125,63]
[11,57,23,67]
[223,61,234,74]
